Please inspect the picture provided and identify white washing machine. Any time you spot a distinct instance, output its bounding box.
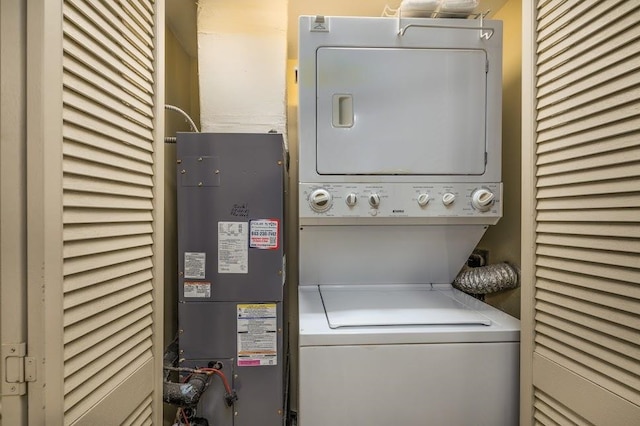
[297,16,519,426]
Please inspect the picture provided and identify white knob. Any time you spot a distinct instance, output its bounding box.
[417,193,430,207]
[345,193,358,207]
[369,193,381,208]
[471,188,495,212]
[442,192,456,206]
[309,188,332,212]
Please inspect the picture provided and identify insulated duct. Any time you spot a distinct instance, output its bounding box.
[163,339,209,407]
[164,374,209,407]
[453,263,519,294]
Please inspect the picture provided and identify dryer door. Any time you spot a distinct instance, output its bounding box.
[316,47,487,175]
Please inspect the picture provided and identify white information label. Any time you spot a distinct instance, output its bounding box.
[184,252,206,279]
[183,281,211,298]
[218,222,248,274]
[249,219,279,250]
[237,303,278,367]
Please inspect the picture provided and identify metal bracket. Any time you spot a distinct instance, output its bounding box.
[396,9,495,40]
[398,22,495,39]
[2,343,36,396]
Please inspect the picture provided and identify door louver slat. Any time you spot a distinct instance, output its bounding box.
[534,337,640,404]
[536,4,640,71]
[63,109,154,153]
[536,0,610,43]
[63,157,153,186]
[63,141,153,174]
[535,177,639,198]
[63,38,153,108]
[63,17,153,92]
[123,396,154,426]
[536,303,639,345]
[64,349,152,423]
[536,256,640,284]
[534,390,591,425]
[64,175,153,199]
[537,60,640,113]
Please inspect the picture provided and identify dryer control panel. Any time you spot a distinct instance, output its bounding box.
[299,182,502,225]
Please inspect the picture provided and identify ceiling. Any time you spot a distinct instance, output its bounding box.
[165,0,509,59]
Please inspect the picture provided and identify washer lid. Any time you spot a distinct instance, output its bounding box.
[320,285,492,329]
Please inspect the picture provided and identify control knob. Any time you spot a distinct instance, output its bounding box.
[309,188,332,212]
[345,193,358,207]
[368,193,381,208]
[442,192,456,206]
[471,188,496,212]
[417,193,430,207]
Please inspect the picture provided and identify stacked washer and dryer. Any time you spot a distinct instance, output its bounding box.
[297,16,520,426]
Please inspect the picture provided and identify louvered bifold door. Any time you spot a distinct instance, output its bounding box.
[27,0,164,424]
[61,0,164,424]
[523,0,640,424]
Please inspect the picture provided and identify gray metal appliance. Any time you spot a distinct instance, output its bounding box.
[297,16,520,426]
[176,132,286,425]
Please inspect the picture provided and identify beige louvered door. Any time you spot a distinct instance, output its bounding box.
[26,0,164,424]
[521,1,640,424]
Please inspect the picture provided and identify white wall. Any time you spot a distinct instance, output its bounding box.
[197,0,288,135]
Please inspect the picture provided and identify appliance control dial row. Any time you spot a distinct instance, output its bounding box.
[471,188,496,212]
[309,188,332,212]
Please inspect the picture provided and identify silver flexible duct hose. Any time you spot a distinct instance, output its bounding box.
[453,262,519,295]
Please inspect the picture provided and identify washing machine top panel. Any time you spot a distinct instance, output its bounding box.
[298,284,520,346]
[320,284,492,328]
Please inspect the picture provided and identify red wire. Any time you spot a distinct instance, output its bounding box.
[197,368,233,395]
[180,408,191,426]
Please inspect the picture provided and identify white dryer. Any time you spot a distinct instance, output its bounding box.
[297,15,519,426]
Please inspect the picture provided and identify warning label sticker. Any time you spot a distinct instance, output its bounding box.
[250,219,280,250]
[184,281,211,298]
[237,303,277,367]
[184,252,206,279]
[218,222,248,274]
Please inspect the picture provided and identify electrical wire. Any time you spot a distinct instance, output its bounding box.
[165,104,199,132]
[167,365,233,395]
[198,367,233,395]
[180,407,191,426]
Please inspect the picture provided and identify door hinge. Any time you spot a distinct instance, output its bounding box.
[2,343,36,396]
